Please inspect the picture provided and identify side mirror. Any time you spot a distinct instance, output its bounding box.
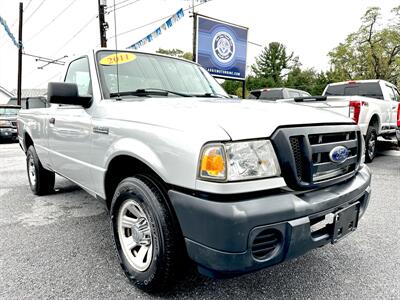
[47,82,92,108]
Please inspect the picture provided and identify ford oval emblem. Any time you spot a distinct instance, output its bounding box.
[329,146,350,163]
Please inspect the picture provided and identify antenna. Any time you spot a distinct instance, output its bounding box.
[113,0,121,100]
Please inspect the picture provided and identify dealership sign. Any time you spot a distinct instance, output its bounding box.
[196,15,248,80]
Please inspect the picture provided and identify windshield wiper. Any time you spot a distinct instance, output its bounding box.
[192,93,230,99]
[110,88,191,98]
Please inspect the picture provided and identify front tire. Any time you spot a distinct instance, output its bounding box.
[26,146,55,195]
[110,176,181,293]
[365,126,378,163]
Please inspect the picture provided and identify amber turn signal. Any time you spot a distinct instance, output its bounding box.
[199,145,226,180]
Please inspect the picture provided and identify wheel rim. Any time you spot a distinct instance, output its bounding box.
[117,199,153,272]
[368,132,377,158]
[28,156,36,187]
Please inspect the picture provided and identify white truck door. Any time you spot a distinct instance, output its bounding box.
[378,82,395,130]
[47,57,94,191]
[388,86,400,128]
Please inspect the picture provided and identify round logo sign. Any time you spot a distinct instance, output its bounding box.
[212,31,235,63]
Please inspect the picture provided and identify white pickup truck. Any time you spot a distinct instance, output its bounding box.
[17,49,372,292]
[286,80,400,162]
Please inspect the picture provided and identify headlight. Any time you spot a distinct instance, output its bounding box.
[0,120,12,127]
[199,140,280,181]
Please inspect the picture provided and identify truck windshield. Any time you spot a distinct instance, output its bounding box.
[96,50,229,99]
[0,108,19,116]
[324,82,383,100]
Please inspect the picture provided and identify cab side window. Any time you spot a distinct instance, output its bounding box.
[65,57,92,97]
[392,87,400,102]
[288,90,300,98]
[387,85,395,101]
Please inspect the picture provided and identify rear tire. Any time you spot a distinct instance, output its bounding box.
[365,126,378,163]
[110,175,182,293]
[26,146,55,195]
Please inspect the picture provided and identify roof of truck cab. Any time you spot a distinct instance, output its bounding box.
[328,79,394,87]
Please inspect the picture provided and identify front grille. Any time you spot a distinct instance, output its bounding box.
[290,136,305,181]
[251,229,281,260]
[309,131,358,182]
[272,125,361,190]
[11,121,17,128]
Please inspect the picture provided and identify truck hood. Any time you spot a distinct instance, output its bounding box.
[101,98,355,140]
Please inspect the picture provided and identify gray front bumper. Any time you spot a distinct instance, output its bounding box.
[169,165,371,275]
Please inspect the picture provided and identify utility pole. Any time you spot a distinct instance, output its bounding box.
[192,0,197,62]
[17,2,23,106]
[98,0,108,47]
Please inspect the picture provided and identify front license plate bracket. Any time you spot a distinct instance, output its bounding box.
[331,202,360,244]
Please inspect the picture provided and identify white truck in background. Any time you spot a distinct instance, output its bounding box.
[287,80,400,162]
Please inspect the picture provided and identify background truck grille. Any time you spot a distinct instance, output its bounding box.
[272,125,361,190]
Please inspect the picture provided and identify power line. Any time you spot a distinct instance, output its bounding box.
[24,0,47,25]
[51,14,98,56]
[25,0,78,43]
[24,0,34,12]
[21,53,67,80]
[107,0,142,14]
[109,0,213,40]
[23,52,67,68]
[115,0,134,6]
[7,0,33,30]
[248,41,262,47]
[34,71,63,88]
[112,0,137,10]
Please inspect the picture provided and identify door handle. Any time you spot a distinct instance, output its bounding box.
[49,117,55,125]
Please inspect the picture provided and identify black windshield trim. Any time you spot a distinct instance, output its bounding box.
[110,88,191,98]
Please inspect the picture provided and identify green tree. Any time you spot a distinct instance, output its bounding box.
[156,48,193,60]
[284,68,330,96]
[246,76,275,91]
[285,68,316,93]
[221,80,242,96]
[251,42,299,85]
[328,6,400,85]
[312,71,330,95]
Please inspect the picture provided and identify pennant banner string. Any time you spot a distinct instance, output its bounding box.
[126,8,184,50]
[0,15,21,48]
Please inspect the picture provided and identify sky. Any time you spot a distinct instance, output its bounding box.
[0,0,399,92]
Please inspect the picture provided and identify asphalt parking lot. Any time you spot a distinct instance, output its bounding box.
[0,140,399,299]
